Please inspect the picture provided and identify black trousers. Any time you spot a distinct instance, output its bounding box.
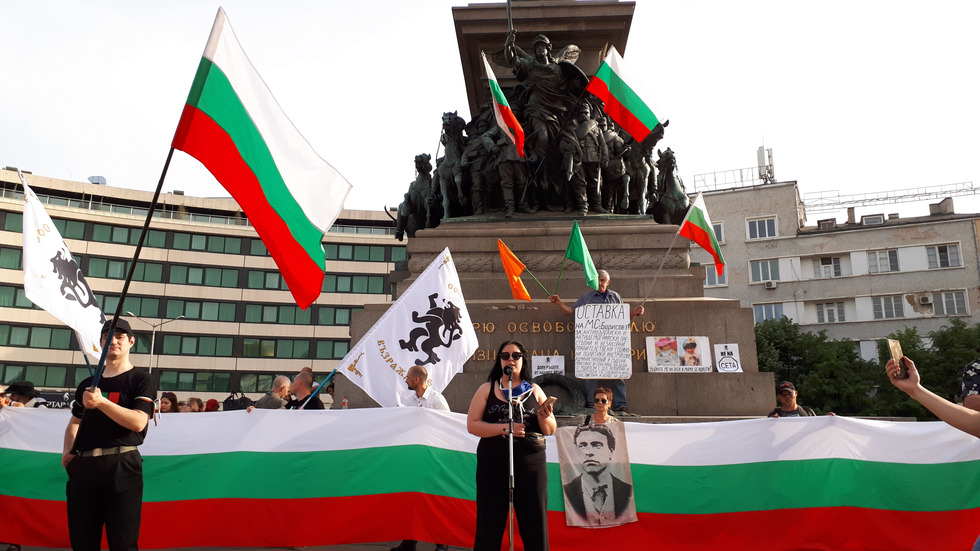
[473,438,549,551]
[66,450,144,551]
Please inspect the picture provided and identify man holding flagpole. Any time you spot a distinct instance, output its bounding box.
[62,318,155,551]
[550,270,643,413]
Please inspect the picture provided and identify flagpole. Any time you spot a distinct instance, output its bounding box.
[506,0,513,32]
[522,266,551,298]
[553,256,567,295]
[91,147,176,389]
[639,231,681,308]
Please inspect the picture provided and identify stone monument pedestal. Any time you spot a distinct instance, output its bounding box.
[336,215,773,416]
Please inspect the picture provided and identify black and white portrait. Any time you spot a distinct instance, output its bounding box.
[556,422,638,528]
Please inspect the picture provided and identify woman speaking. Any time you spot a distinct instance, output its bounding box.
[466,340,556,551]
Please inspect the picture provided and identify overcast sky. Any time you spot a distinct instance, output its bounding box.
[3,0,978,222]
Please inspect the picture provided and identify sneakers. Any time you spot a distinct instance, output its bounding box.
[615,406,630,413]
[390,541,417,551]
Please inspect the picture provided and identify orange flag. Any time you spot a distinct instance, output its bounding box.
[498,239,531,301]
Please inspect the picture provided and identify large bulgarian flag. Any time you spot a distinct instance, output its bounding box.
[172,8,351,309]
[481,51,525,157]
[3,408,979,550]
[678,192,725,277]
[586,46,663,143]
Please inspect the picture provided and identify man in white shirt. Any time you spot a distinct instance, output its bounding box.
[406,365,450,411]
[391,365,450,551]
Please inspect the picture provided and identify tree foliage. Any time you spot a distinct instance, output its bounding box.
[754,317,980,420]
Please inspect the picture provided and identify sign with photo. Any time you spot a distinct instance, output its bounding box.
[646,336,712,372]
[574,303,632,379]
[531,355,565,378]
[714,343,743,372]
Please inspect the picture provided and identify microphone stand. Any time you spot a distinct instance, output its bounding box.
[504,365,515,551]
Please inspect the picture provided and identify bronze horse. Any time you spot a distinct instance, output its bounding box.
[651,148,690,225]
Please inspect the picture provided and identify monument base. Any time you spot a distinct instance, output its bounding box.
[336,217,772,417]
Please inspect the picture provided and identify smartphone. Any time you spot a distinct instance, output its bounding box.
[542,396,558,408]
[887,339,908,379]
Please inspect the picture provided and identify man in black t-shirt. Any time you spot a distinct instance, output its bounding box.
[62,318,155,551]
[285,371,325,410]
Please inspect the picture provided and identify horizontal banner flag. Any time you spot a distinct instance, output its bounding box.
[1,408,979,550]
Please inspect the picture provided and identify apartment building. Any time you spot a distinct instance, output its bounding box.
[690,180,980,359]
[0,169,402,402]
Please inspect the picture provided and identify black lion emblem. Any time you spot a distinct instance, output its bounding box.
[399,293,464,366]
[50,249,103,317]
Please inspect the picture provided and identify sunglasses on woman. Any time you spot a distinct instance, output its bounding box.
[594,398,609,404]
[499,352,523,360]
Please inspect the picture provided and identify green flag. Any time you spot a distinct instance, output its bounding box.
[565,220,599,289]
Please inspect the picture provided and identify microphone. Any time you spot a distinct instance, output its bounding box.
[503,366,513,375]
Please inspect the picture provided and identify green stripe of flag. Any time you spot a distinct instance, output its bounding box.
[186,57,325,269]
[7,447,977,514]
[594,62,661,131]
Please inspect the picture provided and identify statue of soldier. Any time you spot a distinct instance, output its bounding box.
[558,103,591,216]
[599,117,631,213]
[483,125,535,218]
[395,153,437,241]
[574,103,609,214]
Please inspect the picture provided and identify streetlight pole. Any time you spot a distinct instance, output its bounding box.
[125,312,185,373]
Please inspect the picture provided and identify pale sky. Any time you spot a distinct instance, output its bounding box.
[3,0,978,222]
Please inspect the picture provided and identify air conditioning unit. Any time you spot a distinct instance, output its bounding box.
[764,281,777,290]
[919,296,933,305]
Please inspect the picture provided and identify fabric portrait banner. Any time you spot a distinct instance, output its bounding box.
[20,176,105,360]
[556,422,638,528]
[336,247,478,407]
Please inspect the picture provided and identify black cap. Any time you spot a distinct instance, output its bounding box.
[102,318,132,336]
[6,381,37,398]
[776,381,797,393]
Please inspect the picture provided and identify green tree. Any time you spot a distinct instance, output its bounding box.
[928,318,980,401]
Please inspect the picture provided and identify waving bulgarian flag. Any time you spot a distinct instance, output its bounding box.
[481,51,525,157]
[172,8,351,309]
[678,193,726,276]
[586,46,663,143]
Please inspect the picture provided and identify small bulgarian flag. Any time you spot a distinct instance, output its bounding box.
[586,46,663,143]
[678,193,725,276]
[497,239,531,301]
[172,8,352,309]
[481,52,525,157]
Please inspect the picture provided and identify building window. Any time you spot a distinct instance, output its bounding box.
[753,303,784,322]
[173,232,242,254]
[816,302,845,323]
[747,217,776,239]
[316,340,351,359]
[933,291,968,316]
[872,296,905,319]
[244,304,313,325]
[0,324,71,349]
[158,370,231,393]
[98,295,160,319]
[750,259,780,283]
[161,335,234,356]
[0,247,23,270]
[52,219,85,240]
[704,265,727,287]
[242,338,311,359]
[812,257,842,279]
[867,250,899,273]
[240,373,277,393]
[927,245,961,269]
[0,285,36,309]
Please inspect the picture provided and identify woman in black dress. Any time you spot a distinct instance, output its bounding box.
[466,340,556,551]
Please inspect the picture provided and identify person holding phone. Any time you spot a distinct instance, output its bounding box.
[887,356,980,438]
[466,340,556,551]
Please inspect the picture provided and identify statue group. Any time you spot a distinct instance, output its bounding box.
[394,31,689,240]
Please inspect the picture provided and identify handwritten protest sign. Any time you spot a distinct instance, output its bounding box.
[574,303,631,379]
